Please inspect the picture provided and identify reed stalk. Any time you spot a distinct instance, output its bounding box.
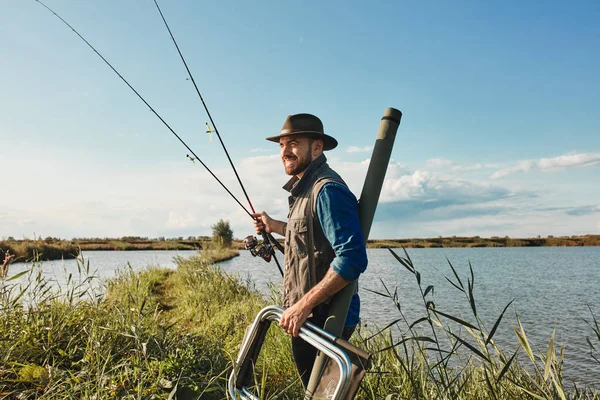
[1,247,598,399]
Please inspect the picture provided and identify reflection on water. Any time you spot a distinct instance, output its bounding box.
[5,247,600,387]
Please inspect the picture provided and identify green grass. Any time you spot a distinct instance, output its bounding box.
[0,246,287,399]
[1,247,599,399]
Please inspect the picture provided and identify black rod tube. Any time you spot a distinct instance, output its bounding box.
[305,107,402,396]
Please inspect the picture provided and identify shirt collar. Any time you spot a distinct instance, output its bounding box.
[282,153,327,193]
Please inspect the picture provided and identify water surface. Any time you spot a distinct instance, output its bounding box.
[221,246,600,387]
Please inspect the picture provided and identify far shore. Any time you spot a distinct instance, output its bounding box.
[1,234,598,263]
[366,234,600,248]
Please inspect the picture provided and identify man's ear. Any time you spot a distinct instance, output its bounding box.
[313,139,324,155]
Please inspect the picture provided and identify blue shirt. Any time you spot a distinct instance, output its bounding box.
[315,181,368,327]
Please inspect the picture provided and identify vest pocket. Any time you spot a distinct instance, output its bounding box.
[288,217,309,257]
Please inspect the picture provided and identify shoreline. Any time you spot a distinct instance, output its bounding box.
[366,234,600,248]
[2,235,598,263]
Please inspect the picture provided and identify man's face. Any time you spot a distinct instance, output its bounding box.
[279,136,318,177]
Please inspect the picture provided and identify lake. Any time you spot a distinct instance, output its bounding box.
[5,247,600,387]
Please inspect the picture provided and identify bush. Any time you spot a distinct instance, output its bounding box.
[211,219,233,248]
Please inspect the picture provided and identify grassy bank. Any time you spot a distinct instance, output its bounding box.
[0,239,79,263]
[0,247,262,399]
[1,248,599,398]
[0,237,205,263]
[76,237,203,252]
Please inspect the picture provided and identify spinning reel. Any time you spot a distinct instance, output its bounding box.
[243,235,273,262]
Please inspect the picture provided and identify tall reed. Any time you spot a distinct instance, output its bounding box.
[0,249,243,399]
[354,248,599,399]
[1,247,599,399]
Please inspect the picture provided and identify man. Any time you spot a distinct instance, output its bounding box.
[252,113,367,387]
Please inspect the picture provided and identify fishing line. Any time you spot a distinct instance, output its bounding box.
[36,0,284,275]
[153,0,254,213]
[34,0,253,219]
[152,0,285,260]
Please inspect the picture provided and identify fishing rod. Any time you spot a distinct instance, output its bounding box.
[152,1,285,266]
[34,0,283,275]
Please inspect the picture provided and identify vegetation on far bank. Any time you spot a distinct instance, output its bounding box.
[2,234,599,263]
[0,238,80,264]
[367,234,600,248]
[0,237,202,264]
[0,219,240,263]
[1,245,599,398]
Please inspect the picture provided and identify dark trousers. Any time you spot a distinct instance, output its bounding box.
[291,316,356,388]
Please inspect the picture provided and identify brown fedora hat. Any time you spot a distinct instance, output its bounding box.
[266,113,338,151]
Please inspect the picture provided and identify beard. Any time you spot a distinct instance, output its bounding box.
[283,148,313,176]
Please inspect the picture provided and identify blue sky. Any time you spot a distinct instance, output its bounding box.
[1,0,599,240]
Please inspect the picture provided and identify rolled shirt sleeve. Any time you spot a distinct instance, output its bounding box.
[316,182,368,281]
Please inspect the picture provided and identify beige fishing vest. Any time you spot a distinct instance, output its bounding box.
[282,155,346,308]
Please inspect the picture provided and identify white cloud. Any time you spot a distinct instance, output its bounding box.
[167,211,196,229]
[426,158,453,167]
[380,170,431,202]
[370,196,600,239]
[2,144,597,240]
[451,163,485,171]
[347,146,373,153]
[423,158,497,174]
[538,153,600,171]
[375,162,512,206]
[491,153,600,179]
[491,160,535,179]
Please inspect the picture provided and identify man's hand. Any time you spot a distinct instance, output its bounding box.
[280,300,312,337]
[252,212,286,236]
[280,269,350,337]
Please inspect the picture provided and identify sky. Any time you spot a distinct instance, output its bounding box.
[1,0,599,240]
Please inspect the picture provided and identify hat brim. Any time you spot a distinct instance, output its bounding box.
[265,131,338,151]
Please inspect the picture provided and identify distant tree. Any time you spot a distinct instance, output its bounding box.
[211,219,233,248]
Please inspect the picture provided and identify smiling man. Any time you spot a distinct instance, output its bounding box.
[252,113,368,388]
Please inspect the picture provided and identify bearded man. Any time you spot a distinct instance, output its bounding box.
[252,113,368,387]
